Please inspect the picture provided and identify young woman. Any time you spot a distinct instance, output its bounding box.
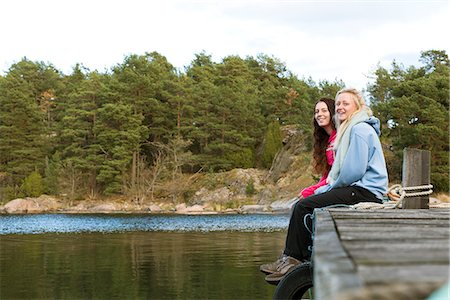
[298,98,336,200]
[262,87,389,283]
[260,97,336,275]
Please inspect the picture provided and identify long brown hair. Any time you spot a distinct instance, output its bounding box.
[312,98,336,175]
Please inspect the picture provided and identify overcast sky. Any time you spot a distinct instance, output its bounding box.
[0,0,448,91]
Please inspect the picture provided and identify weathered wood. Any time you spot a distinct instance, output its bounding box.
[344,240,449,251]
[333,218,450,226]
[336,282,445,300]
[328,209,450,219]
[336,222,450,229]
[313,208,450,300]
[313,209,363,300]
[358,264,449,284]
[402,148,431,209]
[350,249,450,264]
[338,230,448,240]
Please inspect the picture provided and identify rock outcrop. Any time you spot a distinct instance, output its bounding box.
[1,195,63,214]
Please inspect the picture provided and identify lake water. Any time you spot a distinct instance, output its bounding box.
[0,214,289,300]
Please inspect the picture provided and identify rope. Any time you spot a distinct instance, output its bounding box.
[386,184,433,208]
[346,184,435,209]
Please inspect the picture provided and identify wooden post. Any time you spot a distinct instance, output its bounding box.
[402,148,430,209]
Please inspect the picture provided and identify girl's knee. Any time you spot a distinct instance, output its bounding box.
[293,201,310,215]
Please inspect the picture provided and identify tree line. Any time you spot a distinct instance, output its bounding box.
[368,50,449,193]
[0,50,447,203]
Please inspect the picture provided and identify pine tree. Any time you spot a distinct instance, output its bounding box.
[0,59,51,199]
[21,171,44,197]
[94,103,147,195]
[56,67,110,196]
[369,50,449,192]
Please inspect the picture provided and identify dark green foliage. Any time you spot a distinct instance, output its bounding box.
[0,59,60,200]
[44,152,62,195]
[94,103,147,195]
[4,50,446,199]
[21,171,44,197]
[369,50,449,192]
[261,121,283,169]
[245,178,255,196]
[226,148,255,169]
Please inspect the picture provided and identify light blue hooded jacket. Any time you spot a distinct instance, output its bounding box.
[314,117,388,200]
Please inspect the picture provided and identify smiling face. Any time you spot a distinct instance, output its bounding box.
[314,101,332,130]
[335,92,359,122]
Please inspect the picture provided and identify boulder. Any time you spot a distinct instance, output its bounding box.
[193,187,231,204]
[185,204,204,213]
[148,204,162,212]
[91,203,116,212]
[3,195,63,213]
[224,168,265,195]
[175,203,187,213]
[257,186,277,205]
[4,198,40,213]
[35,195,63,211]
[240,204,269,213]
[270,197,297,213]
[267,127,307,183]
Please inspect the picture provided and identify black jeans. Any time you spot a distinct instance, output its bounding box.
[283,186,380,260]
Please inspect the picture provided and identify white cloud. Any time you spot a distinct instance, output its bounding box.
[0,0,448,91]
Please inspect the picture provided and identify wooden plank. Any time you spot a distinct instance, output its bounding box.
[358,264,449,284]
[313,208,449,299]
[337,224,450,231]
[335,282,445,300]
[338,230,448,240]
[313,209,363,300]
[344,240,449,251]
[402,148,430,209]
[329,209,450,219]
[350,249,449,264]
[334,213,450,218]
[333,218,450,226]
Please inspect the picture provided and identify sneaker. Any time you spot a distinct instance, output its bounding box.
[259,254,288,274]
[264,256,303,283]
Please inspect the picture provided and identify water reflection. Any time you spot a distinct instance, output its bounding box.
[0,215,288,299]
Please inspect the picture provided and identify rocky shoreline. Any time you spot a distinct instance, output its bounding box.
[2,194,449,215]
[0,194,297,215]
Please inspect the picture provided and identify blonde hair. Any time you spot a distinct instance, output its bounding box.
[334,87,373,147]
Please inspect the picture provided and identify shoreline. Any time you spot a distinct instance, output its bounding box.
[2,194,448,215]
[0,195,295,215]
[0,210,288,215]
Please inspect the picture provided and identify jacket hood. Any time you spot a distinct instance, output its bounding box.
[365,116,381,136]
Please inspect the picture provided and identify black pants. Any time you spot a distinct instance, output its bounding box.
[283,186,380,260]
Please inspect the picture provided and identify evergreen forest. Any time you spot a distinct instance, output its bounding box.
[0,50,448,203]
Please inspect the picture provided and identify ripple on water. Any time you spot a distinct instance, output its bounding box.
[0,214,290,234]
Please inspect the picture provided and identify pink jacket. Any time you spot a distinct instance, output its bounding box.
[300,130,336,198]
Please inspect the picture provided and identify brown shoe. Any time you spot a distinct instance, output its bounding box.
[259,254,288,274]
[264,256,302,283]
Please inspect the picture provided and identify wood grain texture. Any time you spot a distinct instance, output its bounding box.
[313,208,450,300]
[402,148,431,209]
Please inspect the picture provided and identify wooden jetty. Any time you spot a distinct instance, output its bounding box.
[313,149,448,299]
[314,208,450,300]
[272,148,448,299]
